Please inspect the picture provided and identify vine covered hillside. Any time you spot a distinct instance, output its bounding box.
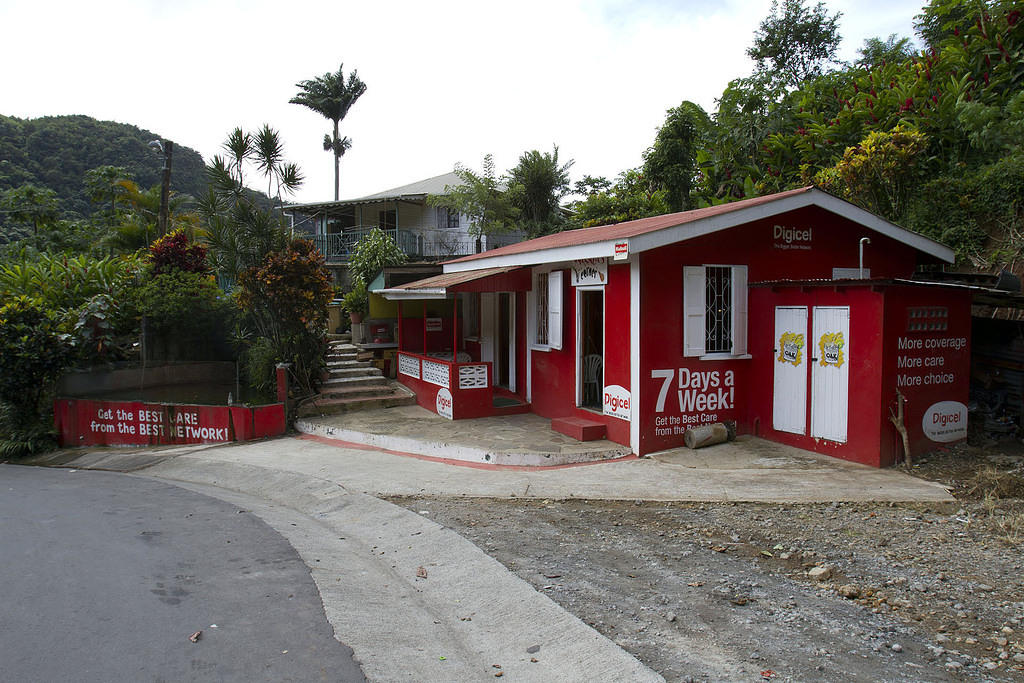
[0,114,208,219]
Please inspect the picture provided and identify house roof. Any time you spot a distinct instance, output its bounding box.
[284,172,464,214]
[375,266,525,300]
[443,187,955,272]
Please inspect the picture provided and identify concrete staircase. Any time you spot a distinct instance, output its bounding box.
[296,334,415,417]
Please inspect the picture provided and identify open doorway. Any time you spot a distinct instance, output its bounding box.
[578,289,604,410]
[497,293,511,389]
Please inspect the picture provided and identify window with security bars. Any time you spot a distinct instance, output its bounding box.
[705,266,733,353]
[683,265,747,357]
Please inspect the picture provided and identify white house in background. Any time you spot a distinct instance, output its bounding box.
[284,172,524,266]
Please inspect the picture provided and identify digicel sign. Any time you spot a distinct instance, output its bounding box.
[773,224,812,251]
[603,384,631,421]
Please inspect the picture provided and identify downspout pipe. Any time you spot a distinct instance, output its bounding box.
[859,237,871,279]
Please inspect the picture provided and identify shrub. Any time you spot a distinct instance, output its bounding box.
[340,278,368,316]
[236,238,333,397]
[347,227,406,286]
[132,270,236,361]
[148,229,210,274]
[0,296,71,432]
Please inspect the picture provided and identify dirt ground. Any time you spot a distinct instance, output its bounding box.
[390,443,1024,682]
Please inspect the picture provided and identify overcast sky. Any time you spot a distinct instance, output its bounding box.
[1,0,925,203]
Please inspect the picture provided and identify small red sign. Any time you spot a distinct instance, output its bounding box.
[613,241,629,260]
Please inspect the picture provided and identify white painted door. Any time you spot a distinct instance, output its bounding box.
[772,307,808,434]
[810,306,850,443]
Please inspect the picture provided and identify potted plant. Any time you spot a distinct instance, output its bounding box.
[341,278,368,324]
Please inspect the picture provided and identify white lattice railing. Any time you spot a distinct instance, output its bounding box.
[458,364,488,389]
[398,353,421,379]
[422,359,451,388]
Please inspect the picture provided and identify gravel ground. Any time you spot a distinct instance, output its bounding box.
[390,444,1024,682]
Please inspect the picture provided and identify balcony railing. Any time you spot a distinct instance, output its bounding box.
[312,225,519,262]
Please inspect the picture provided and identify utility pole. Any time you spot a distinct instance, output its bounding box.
[150,139,174,236]
[158,140,173,236]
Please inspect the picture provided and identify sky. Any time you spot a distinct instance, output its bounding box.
[0,0,927,203]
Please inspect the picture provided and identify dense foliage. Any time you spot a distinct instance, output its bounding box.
[236,238,333,397]
[0,297,72,456]
[566,0,1024,269]
[0,114,207,222]
[347,226,408,287]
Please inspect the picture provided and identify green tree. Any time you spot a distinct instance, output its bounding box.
[748,0,844,89]
[84,165,133,226]
[569,169,669,228]
[855,34,917,68]
[347,226,407,286]
[814,124,930,219]
[236,238,333,398]
[0,296,71,444]
[643,101,712,212]
[506,146,574,236]
[199,127,302,283]
[290,63,367,200]
[428,155,520,243]
[0,184,60,237]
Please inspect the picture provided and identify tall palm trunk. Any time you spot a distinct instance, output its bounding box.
[333,119,340,200]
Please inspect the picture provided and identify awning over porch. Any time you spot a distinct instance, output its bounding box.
[375,266,531,300]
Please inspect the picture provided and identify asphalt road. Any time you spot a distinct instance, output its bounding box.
[0,464,365,683]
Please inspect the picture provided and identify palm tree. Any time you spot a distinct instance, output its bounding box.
[290,63,367,200]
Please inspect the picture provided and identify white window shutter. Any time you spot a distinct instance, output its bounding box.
[548,270,563,350]
[683,266,706,357]
[731,265,748,355]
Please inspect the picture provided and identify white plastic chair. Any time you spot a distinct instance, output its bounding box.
[582,354,603,405]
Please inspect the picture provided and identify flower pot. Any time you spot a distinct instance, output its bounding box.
[349,311,364,324]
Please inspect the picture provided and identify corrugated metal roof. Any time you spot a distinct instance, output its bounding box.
[353,171,464,201]
[391,266,522,291]
[446,187,814,264]
[284,172,464,212]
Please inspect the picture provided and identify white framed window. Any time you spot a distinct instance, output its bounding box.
[532,269,563,350]
[683,265,748,358]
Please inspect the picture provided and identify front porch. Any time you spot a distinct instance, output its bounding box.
[375,266,533,422]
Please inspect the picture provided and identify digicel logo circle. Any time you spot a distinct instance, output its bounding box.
[921,400,967,442]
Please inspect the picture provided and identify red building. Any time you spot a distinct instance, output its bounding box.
[376,187,971,467]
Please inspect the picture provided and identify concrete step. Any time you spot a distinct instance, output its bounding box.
[326,359,373,370]
[551,416,607,442]
[296,392,416,417]
[327,366,383,379]
[321,375,388,390]
[317,383,404,401]
[297,383,416,417]
[327,351,359,362]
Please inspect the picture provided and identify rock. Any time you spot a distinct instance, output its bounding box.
[807,566,832,581]
[1012,653,1024,664]
[838,584,860,599]
[994,637,1009,647]
[945,660,963,671]
[526,645,540,654]
[983,661,999,670]
[666,612,677,623]
[891,643,903,653]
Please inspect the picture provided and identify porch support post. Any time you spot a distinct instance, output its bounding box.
[397,301,403,351]
[422,300,427,353]
[452,294,458,358]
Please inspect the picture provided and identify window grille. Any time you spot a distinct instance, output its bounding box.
[705,266,732,353]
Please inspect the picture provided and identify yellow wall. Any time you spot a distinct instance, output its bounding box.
[369,294,453,319]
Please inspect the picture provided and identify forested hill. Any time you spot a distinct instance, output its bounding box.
[0,114,207,217]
